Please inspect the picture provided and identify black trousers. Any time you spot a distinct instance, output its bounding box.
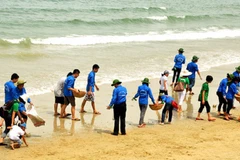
[216,92,227,112]
[0,107,12,137]
[113,102,126,134]
[226,99,233,114]
[172,67,181,83]
[198,101,211,113]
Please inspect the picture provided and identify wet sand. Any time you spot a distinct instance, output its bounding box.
[1,63,240,160]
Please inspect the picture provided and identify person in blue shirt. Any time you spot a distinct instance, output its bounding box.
[60,69,80,121]
[225,76,240,121]
[171,48,186,86]
[107,79,127,136]
[132,78,155,128]
[216,74,232,116]
[0,73,24,144]
[186,55,202,95]
[158,94,174,125]
[232,66,240,109]
[80,64,100,114]
[15,80,33,123]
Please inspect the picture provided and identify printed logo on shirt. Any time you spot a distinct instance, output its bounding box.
[118,91,127,97]
[139,90,147,97]
[177,57,184,62]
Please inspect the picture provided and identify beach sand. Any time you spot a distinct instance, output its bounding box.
[1,63,240,160]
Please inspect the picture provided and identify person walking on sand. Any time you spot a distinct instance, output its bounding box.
[171,48,186,86]
[132,78,155,128]
[54,72,72,116]
[60,69,80,121]
[232,66,240,109]
[186,55,202,95]
[80,64,101,114]
[216,74,232,116]
[196,75,215,121]
[176,70,191,112]
[225,76,240,121]
[159,70,170,95]
[107,79,127,136]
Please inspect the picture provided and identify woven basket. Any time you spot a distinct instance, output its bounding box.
[149,103,164,110]
[235,95,240,102]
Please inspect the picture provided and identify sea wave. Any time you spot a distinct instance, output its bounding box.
[1,28,240,46]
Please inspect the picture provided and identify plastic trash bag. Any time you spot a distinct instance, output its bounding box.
[26,104,45,127]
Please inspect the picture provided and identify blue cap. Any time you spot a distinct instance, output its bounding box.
[20,123,26,128]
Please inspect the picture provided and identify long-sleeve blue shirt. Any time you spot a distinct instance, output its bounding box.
[186,62,199,79]
[86,71,95,92]
[63,75,75,96]
[4,81,18,103]
[226,82,238,100]
[160,95,174,104]
[133,84,155,105]
[174,54,185,69]
[109,85,127,107]
[217,78,228,96]
[15,87,31,112]
[233,71,240,78]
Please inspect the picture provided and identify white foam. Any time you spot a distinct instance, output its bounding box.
[147,16,168,21]
[4,28,240,46]
[159,7,167,10]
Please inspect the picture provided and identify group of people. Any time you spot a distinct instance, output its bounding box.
[0,73,29,149]
[1,49,240,145]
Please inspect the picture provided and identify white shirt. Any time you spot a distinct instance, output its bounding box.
[54,77,66,97]
[9,125,25,141]
[160,75,168,90]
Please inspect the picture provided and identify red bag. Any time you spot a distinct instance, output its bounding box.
[171,100,178,110]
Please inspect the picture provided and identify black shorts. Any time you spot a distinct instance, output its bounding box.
[64,96,76,106]
[55,97,64,104]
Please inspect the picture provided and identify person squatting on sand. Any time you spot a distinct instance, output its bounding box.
[60,69,81,121]
[159,70,170,95]
[196,75,215,121]
[54,72,73,116]
[0,73,25,144]
[107,79,127,136]
[225,75,240,121]
[80,64,101,114]
[171,48,186,86]
[158,94,175,125]
[8,123,28,150]
[132,78,155,128]
[216,74,232,116]
[186,55,202,95]
[176,70,191,112]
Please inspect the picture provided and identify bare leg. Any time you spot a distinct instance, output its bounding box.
[92,101,100,114]
[71,106,76,119]
[60,104,67,118]
[54,103,58,115]
[80,99,87,113]
[0,118,4,127]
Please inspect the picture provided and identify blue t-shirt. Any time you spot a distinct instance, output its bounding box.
[160,95,173,104]
[86,71,95,92]
[63,75,75,96]
[133,84,155,105]
[109,85,127,107]
[233,71,240,78]
[217,78,228,96]
[186,62,199,79]
[174,54,185,69]
[226,82,238,100]
[4,81,18,103]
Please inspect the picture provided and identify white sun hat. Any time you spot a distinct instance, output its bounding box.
[181,70,192,77]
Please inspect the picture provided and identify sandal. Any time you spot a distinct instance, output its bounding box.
[196,117,204,120]
[72,118,81,121]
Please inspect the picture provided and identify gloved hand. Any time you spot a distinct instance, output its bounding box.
[132,98,137,101]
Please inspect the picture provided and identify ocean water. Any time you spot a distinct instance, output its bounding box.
[0,0,240,100]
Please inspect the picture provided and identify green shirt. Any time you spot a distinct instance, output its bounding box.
[177,77,190,89]
[199,82,209,101]
[8,101,19,114]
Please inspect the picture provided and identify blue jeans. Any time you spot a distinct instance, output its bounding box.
[189,78,195,92]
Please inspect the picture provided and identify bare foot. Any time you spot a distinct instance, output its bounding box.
[80,110,87,113]
[208,118,216,121]
[10,142,15,150]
